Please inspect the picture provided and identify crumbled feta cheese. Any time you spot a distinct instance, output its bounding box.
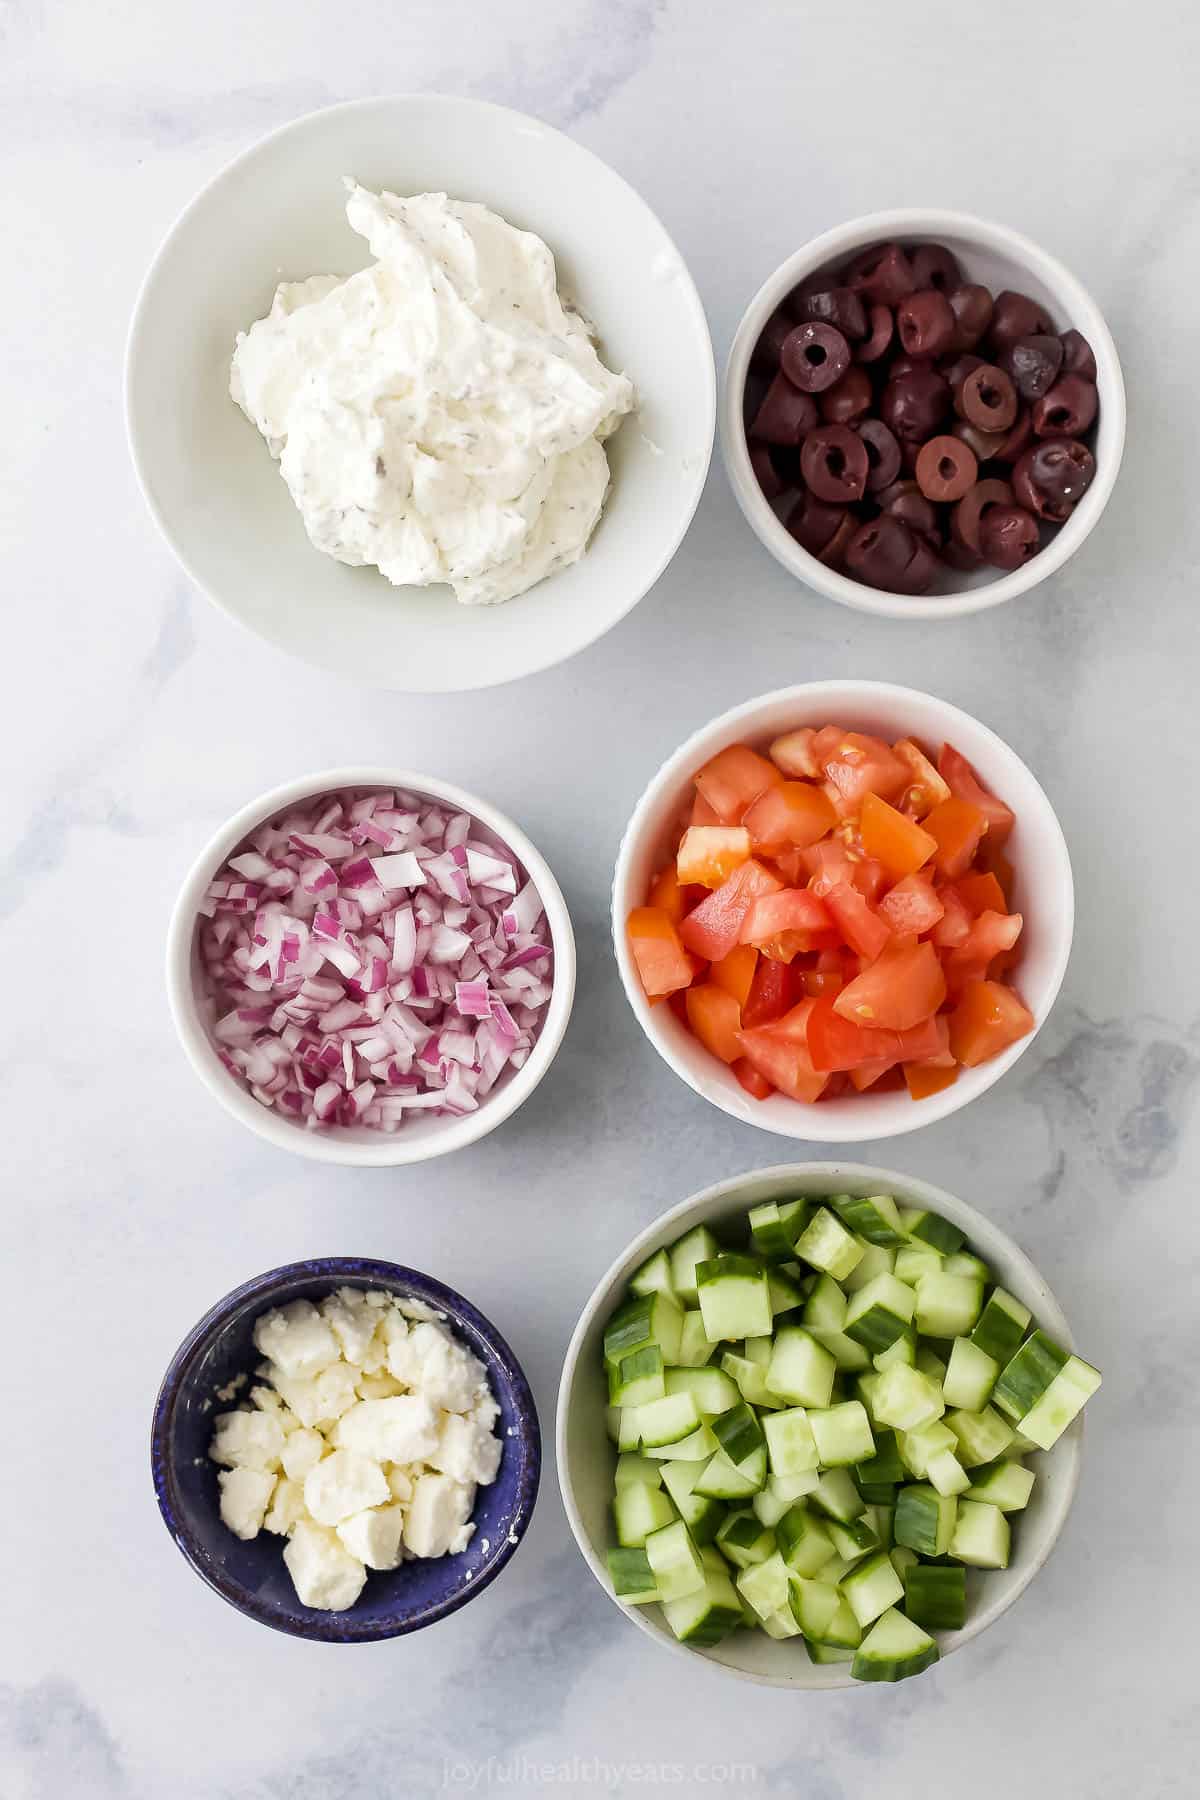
[253,1300,341,1379]
[319,1288,379,1365]
[218,1467,276,1539]
[336,1504,406,1570]
[270,1359,359,1429]
[284,1520,367,1611]
[264,1477,306,1536]
[387,1320,489,1413]
[386,1467,413,1503]
[377,1308,409,1349]
[356,1371,406,1401]
[249,1384,296,1427]
[403,1472,476,1558]
[303,1449,390,1526]
[429,1410,504,1485]
[333,1395,440,1464]
[280,1427,325,1481]
[210,1408,285,1472]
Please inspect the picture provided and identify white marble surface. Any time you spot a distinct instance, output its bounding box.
[4,2,1198,1794]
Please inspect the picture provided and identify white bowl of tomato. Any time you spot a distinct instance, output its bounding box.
[612,681,1073,1142]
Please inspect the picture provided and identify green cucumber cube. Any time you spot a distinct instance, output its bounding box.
[964,1459,1035,1512]
[676,1309,715,1368]
[894,1483,957,1556]
[607,1547,659,1603]
[1017,1355,1101,1449]
[607,1343,666,1407]
[970,1287,1032,1365]
[810,1400,875,1468]
[614,1453,663,1490]
[712,1401,765,1466]
[788,1575,840,1640]
[776,1504,835,1577]
[851,1607,939,1682]
[949,1499,1011,1568]
[795,1208,865,1282]
[664,1364,739,1414]
[630,1247,676,1299]
[903,1562,966,1630]
[767,1327,836,1407]
[808,1467,865,1523]
[872,1364,945,1431]
[696,1255,773,1342]
[644,1519,706,1600]
[763,1406,820,1477]
[736,1549,790,1620]
[945,1405,1015,1467]
[715,1507,776,1569]
[914,1271,984,1338]
[604,1290,684,1366]
[844,1273,916,1353]
[843,1243,897,1292]
[748,1198,808,1260]
[841,1549,904,1627]
[668,1225,721,1302]
[613,1482,677,1547]
[831,1192,907,1247]
[904,1209,965,1255]
[942,1336,999,1411]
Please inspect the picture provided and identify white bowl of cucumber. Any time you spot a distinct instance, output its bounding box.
[556,1163,1099,1689]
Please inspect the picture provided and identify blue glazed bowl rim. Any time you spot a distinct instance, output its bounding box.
[151,1257,542,1642]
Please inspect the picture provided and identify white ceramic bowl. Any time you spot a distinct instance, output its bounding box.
[720,208,1125,619]
[127,94,715,692]
[167,768,575,1165]
[612,680,1073,1142]
[557,1161,1083,1690]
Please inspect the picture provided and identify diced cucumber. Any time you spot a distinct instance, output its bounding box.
[813,1553,856,1585]
[946,1406,1015,1467]
[615,1408,641,1451]
[760,1604,804,1640]
[926,1446,970,1496]
[809,1328,871,1373]
[993,1328,1070,1420]
[753,1470,818,1526]
[634,1391,702,1449]
[904,1209,965,1255]
[855,1371,883,1424]
[736,1549,790,1620]
[744,1334,774,1366]
[831,1191,908,1247]
[826,1515,879,1562]
[676,1310,715,1368]
[897,1419,956,1479]
[943,1251,988,1280]
[820,1596,863,1649]
[894,1244,944,1284]
[604,1291,684,1366]
[763,1406,820,1477]
[642,1421,718,1461]
[748,1198,808,1260]
[664,1365,740,1414]
[809,1467,866,1524]
[810,1401,875,1468]
[857,1482,896,1507]
[852,1607,939,1682]
[696,1255,773,1342]
[802,1273,848,1332]
[874,1329,916,1372]
[694,1444,767,1499]
[903,1563,966,1630]
[768,1265,806,1317]
[630,1247,676,1299]
[889,1545,918,1580]
[660,1459,726,1544]
[914,1346,948,1383]
[715,1508,776,1569]
[712,1401,765,1466]
[843,1243,897,1293]
[795,1208,865,1281]
[873,1364,945,1431]
[776,1505,835,1577]
[970,1287,1032,1365]
[950,1499,1011,1568]
[614,1453,664,1490]
[661,1561,743,1646]
[856,1428,905,1488]
[669,1225,721,1302]
[788,1575,840,1640]
[844,1273,916,1353]
[767,1327,836,1407]
[965,1459,1035,1512]
[806,1640,854,1665]
[613,1482,677,1547]
[721,1352,785,1409]
[894,1483,957,1556]
[607,1547,659,1603]
[607,1344,666,1407]
[842,1549,904,1627]
[1017,1355,1101,1449]
[644,1519,706,1600]
[864,1501,894,1548]
[915,1272,984,1338]
[943,1337,999,1411]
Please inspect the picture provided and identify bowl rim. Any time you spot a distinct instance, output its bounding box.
[166,765,577,1164]
[151,1256,541,1642]
[611,679,1075,1142]
[555,1159,1082,1689]
[719,206,1127,620]
[124,91,717,693]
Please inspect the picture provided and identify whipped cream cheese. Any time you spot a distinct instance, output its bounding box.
[231,182,635,605]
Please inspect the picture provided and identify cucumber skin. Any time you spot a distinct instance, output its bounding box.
[903,1564,966,1630]
[993,1329,1070,1420]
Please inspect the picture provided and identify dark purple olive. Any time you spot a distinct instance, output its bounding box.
[781,322,852,393]
[955,364,1018,432]
[1060,329,1097,381]
[896,289,956,357]
[1012,438,1096,521]
[1000,334,1064,402]
[952,478,1014,553]
[915,435,978,503]
[857,418,902,491]
[942,352,985,392]
[749,373,819,445]
[785,491,847,557]
[749,443,785,501]
[881,366,950,442]
[819,366,873,423]
[789,284,868,340]
[942,538,984,571]
[988,290,1054,355]
[953,418,1008,461]
[844,242,916,305]
[750,307,794,376]
[910,244,961,293]
[800,423,870,503]
[883,485,941,545]
[1032,374,1098,438]
[817,511,859,569]
[994,407,1034,464]
[979,504,1041,569]
[845,514,936,593]
[947,283,994,351]
[855,304,894,364]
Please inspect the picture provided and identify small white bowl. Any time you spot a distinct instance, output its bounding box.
[720,209,1125,620]
[166,768,575,1165]
[557,1161,1084,1690]
[127,94,715,692]
[612,680,1073,1143]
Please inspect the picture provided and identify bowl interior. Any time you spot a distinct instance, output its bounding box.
[128,94,715,691]
[613,683,1073,1142]
[558,1163,1080,1689]
[153,1261,540,1641]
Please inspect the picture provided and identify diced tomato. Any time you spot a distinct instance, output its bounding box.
[849,1057,897,1091]
[678,858,782,962]
[627,907,697,998]
[694,745,781,823]
[732,1056,774,1100]
[955,871,1008,917]
[859,791,938,880]
[769,846,809,886]
[741,955,805,1028]
[690,790,721,827]
[768,727,820,778]
[677,825,752,889]
[878,872,944,936]
[924,797,988,879]
[740,888,837,962]
[737,1000,828,1102]
[805,839,888,903]
[685,984,744,1064]
[948,979,1035,1067]
[893,739,951,819]
[744,781,837,853]
[932,883,973,948]
[710,943,758,1009]
[905,1060,960,1100]
[806,995,942,1073]
[802,968,844,997]
[814,728,909,815]
[939,744,1015,845]
[943,910,1024,1002]
[976,834,1016,901]
[833,938,946,1031]
[666,987,692,1023]
[825,884,892,960]
[648,864,697,925]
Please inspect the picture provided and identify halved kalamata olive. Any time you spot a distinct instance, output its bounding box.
[750,443,785,501]
[1060,328,1097,380]
[846,514,937,593]
[994,407,1034,464]
[910,244,961,293]
[953,418,1009,461]
[844,242,916,305]
[915,434,978,503]
[749,373,820,445]
[1000,334,1064,401]
[881,366,950,441]
[819,366,873,423]
[1032,374,1098,438]
[988,290,1054,354]
[857,418,902,490]
[789,285,868,340]
[952,477,1015,553]
[800,423,870,502]
[855,304,894,364]
[817,511,859,568]
[1012,438,1096,521]
[750,307,794,375]
[947,283,994,351]
[883,484,941,545]
[979,503,1040,569]
[955,364,1018,432]
[897,289,956,357]
[786,491,848,557]
[781,322,852,393]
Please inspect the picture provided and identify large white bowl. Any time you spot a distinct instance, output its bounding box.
[612,681,1073,1142]
[126,94,715,692]
[721,208,1125,620]
[166,767,575,1165]
[557,1161,1084,1690]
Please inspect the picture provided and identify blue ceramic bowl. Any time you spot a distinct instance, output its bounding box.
[151,1258,541,1641]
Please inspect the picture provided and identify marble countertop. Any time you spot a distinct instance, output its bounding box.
[5,2,1197,1794]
